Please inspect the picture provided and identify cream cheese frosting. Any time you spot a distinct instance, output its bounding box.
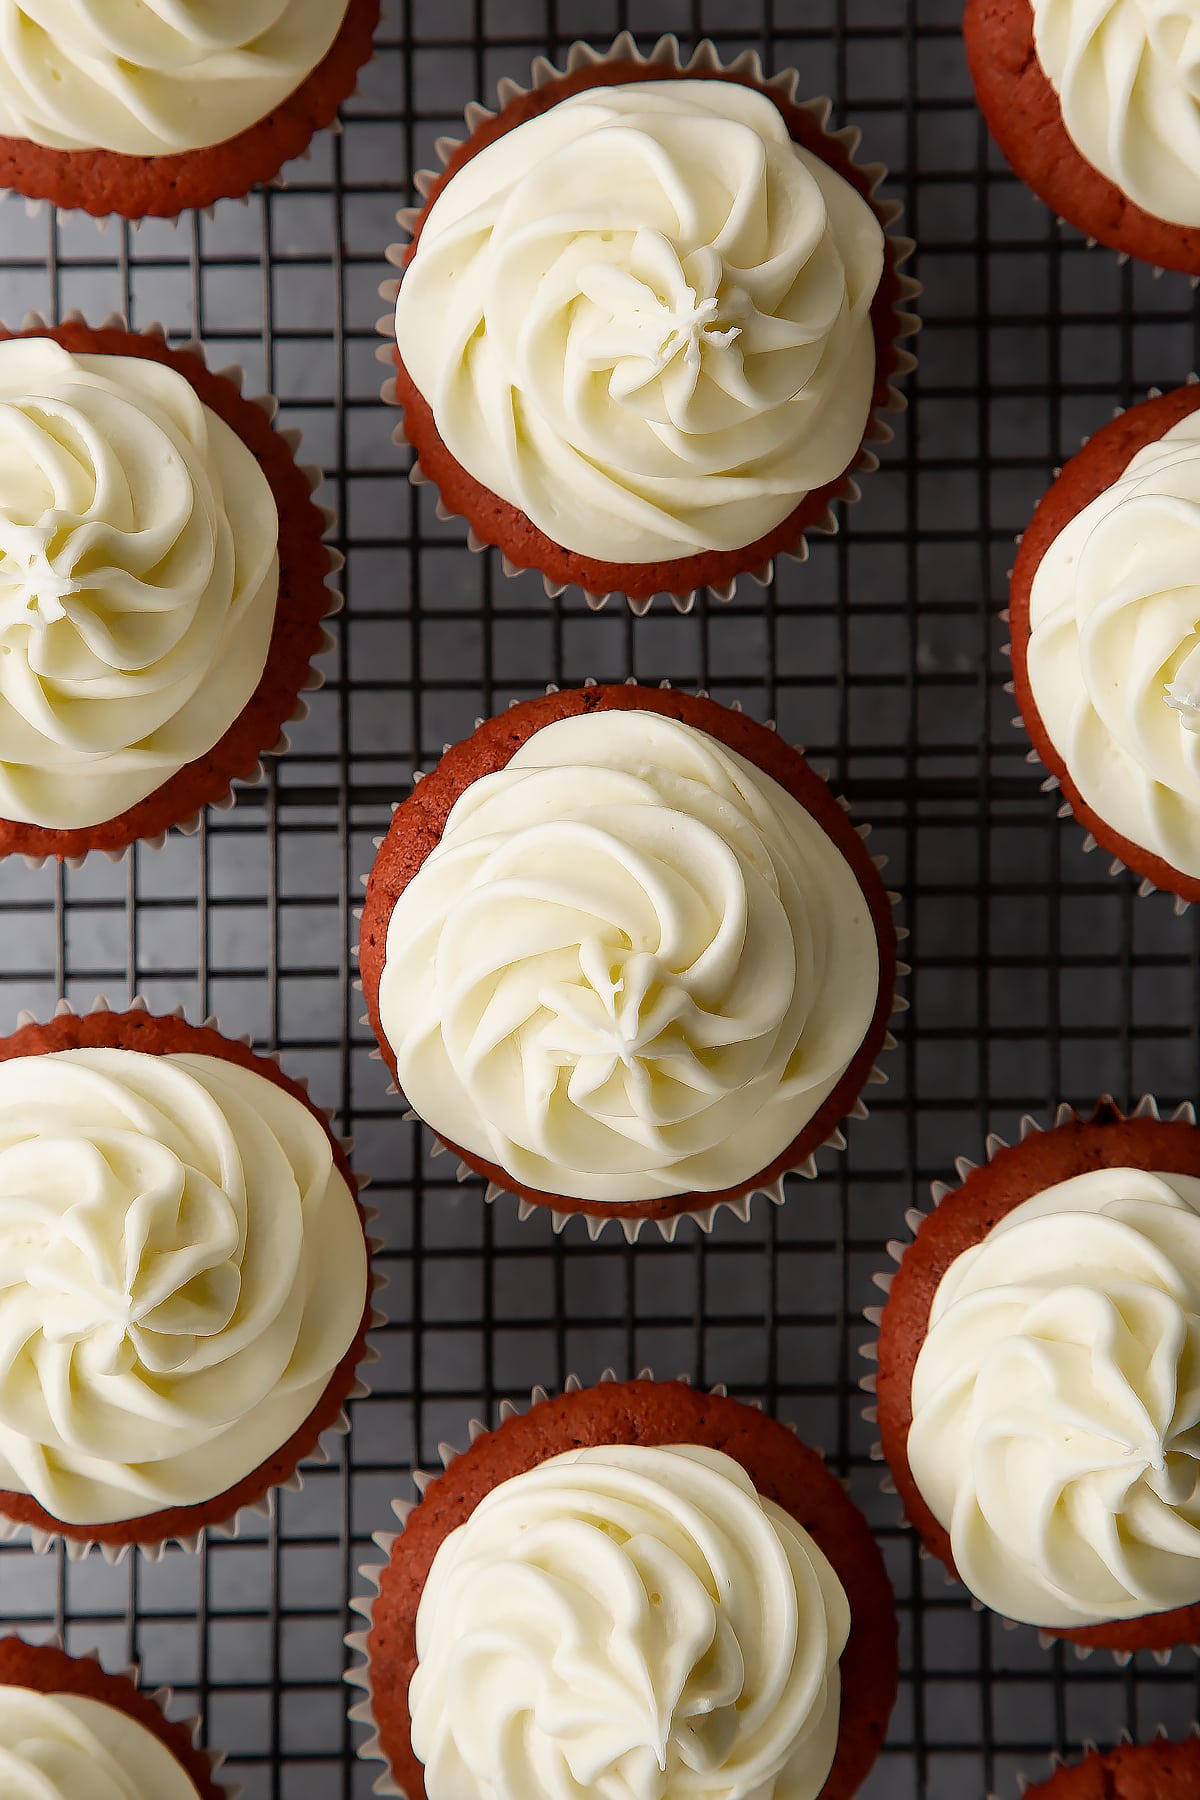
[394,78,885,565]
[0,337,279,832]
[377,709,880,1203]
[908,1164,1200,1628]
[0,1688,198,1800]
[1031,0,1200,228]
[0,2,350,157]
[0,1046,366,1525]
[1026,410,1200,878]
[409,1442,850,1800]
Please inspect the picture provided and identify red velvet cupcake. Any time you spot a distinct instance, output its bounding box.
[0,998,373,1558]
[1019,1737,1200,1800]
[347,1377,898,1800]
[874,1097,1200,1653]
[0,0,379,220]
[1009,385,1200,907]
[379,32,918,612]
[359,684,901,1238]
[964,0,1200,275]
[0,1638,228,1796]
[0,318,339,864]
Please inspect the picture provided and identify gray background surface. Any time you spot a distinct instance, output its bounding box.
[2,0,1199,1793]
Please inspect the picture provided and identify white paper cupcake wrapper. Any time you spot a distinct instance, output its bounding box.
[0,1634,240,1796]
[861,1094,1198,1664]
[352,677,909,1242]
[0,992,384,1564]
[1003,376,1200,914]
[4,309,343,872]
[345,1367,776,1795]
[376,30,920,616]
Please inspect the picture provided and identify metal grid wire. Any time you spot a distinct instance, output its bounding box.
[1,0,1199,1793]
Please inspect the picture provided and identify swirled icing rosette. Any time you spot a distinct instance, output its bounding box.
[0,1637,230,1799]
[0,318,340,865]
[357,685,903,1237]
[0,0,380,219]
[872,1096,1200,1654]
[379,32,918,610]
[345,1376,898,1800]
[1010,385,1200,906]
[0,1000,374,1557]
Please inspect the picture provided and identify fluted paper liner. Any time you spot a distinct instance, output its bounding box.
[862,1094,1200,1665]
[0,993,384,1563]
[353,678,909,1242]
[0,311,343,869]
[993,1727,1200,1800]
[377,30,920,615]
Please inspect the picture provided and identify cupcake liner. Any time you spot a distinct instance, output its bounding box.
[352,677,909,1243]
[0,993,384,1564]
[862,1094,1200,1664]
[345,1370,897,1799]
[996,1727,1200,1800]
[0,0,379,223]
[1004,378,1200,913]
[0,1635,235,1797]
[0,312,343,869]
[376,30,920,616]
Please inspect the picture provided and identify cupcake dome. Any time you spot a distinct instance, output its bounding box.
[964,0,1200,273]
[386,38,916,606]
[0,1637,228,1796]
[1010,385,1200,903]
[876,1100,1200,1650]
[350,1378,898,1800]
[0,323,337,862]
[1019,1737,1200,1800]
[0,1004,371,1552]
[359,685,899,1231]
[0,0,380,219]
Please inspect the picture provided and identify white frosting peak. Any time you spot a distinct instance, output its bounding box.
[908,1165,1200,1628]
[0,1047,366,1524]
[1026,410,1200,878]
[1032,0,1200,227]
[395,79,885,564]
[0,337,280,831]
[409,1442,849,1800]
[377,709,880,1203]
[0,1688,198,1799]
[0,1,350,156]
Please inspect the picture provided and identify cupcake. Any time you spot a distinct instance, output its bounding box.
[348,1377,898,1800]
[1019,1737,1200,1799]
[358,684,900,1237]
[382,33,917,610]
[0,0,379,220]
[874,1098,1200,1652]
[964,0,1200,275]
[0,320,338,863]
[0,1000,371,1556]
[1009,385,1200,905]
[0,1637,227,1796]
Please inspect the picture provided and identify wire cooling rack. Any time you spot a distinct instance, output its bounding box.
[2,1,1200,1795]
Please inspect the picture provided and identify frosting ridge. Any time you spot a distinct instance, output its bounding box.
[377,709,880,1202]
[0,1688,197,1799]
[409,1441,850,1800]
[395,78,884,564]
[908,1164,1200,1627]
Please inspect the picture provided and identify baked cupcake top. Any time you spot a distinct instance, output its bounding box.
[0,1044,366,1525]
[0,2,350,156]
[1031,0,1200,227]
[407,1441,850,1800]
[394,76,884,566]
[0,336,279,833]
[907,1162,1200,1629]
[1024,407,1200,881]
[376,707,880,1204]
[0,1683,201,1796]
